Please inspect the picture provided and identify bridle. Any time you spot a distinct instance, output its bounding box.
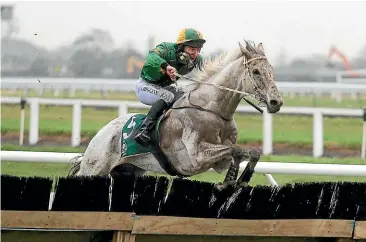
[174,55,268,113]
[243,56,268,108]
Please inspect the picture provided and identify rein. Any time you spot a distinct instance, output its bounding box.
[173,56,266,113]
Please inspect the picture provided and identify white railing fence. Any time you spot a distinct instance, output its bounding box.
[1,96,366,159]
[1,150,366,188]
[3,150,366,176]
[1,77,366,103]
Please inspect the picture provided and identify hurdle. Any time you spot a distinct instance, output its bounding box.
[1,173,365,242]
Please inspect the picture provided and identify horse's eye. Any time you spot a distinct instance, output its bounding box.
[253,69,261,75]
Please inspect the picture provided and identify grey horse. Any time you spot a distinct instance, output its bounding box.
[68,40,283,189]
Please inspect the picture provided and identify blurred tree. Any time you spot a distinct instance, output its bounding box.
[29,57,49,76]
[99,49,125,78]
[68,49,102,77]
[72,28,115,52]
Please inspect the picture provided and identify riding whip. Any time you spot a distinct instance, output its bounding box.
[173,73,264,113]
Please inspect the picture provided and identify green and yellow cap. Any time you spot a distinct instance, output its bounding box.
[176,28,206,48]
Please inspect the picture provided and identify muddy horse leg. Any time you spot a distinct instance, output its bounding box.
[215,145,259,190]
[235,147,260,188]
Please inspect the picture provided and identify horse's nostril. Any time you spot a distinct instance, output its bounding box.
[269,100,278,107]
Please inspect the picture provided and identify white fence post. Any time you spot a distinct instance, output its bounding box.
[69,87,76,97]
[71,102,82,147]
[118,103,128,117]
[53,88,60,97]
[29,98,39,145]
[313,110,324,157]
[262,111,273,155]
[38,87,44,96]
[361,108,366,159]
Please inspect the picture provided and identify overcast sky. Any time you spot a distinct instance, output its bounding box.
[2,0,366,63]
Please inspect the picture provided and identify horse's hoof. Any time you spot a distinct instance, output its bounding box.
[234,181,249,191]
[214,181,234,191]
[214,182,226,191]
[249,148,261,161]
[176,176,189,180]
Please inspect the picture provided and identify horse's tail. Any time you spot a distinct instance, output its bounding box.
[68,154,84,177]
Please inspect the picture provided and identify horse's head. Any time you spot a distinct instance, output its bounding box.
[239,40,283,113]
[185,40,283,119]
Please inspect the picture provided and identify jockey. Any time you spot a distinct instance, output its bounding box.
[133,28,206,147]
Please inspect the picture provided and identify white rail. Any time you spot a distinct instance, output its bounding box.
[0,151,81,163]
[1,96,366,159]
[1,151,366,177]
[1,77,366,96]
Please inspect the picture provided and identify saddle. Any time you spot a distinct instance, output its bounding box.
[122,92,189,178]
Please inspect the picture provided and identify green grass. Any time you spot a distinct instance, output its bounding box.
[1,103,363,148]
[2,144,365,185]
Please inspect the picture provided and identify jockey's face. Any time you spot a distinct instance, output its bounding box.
[184,45,201,60]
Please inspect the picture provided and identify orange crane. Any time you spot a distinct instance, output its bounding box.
[327,45,352,70]
[327,45,360,77]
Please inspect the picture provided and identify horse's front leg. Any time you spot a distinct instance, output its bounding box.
[215,145,260,190]
[235,146,260,188]
[214,158,240,190]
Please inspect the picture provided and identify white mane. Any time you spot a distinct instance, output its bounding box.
[191,40,266,84]
[192,45,244,83]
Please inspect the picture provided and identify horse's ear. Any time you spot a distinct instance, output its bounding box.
[257,43,265,55]
[238,41,252,59]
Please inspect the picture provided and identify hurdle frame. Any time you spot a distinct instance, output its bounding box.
[1,211,365,242]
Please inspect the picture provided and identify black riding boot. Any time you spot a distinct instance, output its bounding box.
[133,99,169,146]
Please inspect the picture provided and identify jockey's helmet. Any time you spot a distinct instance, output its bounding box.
[176,28,206,48]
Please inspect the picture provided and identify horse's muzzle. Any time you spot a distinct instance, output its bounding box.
[267,97,283,113]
